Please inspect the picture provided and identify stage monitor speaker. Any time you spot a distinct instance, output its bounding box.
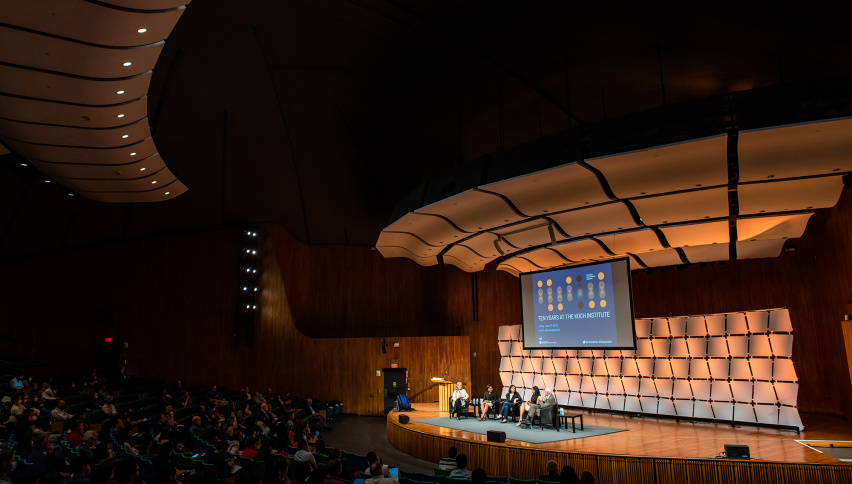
[724,444,750,459]
[398,415,410,424]
[487,430,506,443]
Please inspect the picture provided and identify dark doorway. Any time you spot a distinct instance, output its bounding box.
[383,368,406,414]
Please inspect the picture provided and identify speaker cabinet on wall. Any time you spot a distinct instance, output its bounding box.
[725,444,750,459]
[487,430,506,443]
[398,415,409,424]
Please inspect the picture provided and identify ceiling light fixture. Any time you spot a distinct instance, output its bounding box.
[137,28,147,33]
[130,152,137,156]
[123,62,132,66]
[117,114,125,118]
[151,180,157,184]
[164,192,170,195]
[140,167,146,171]
[116,90,125,95]
[122,135,129,139]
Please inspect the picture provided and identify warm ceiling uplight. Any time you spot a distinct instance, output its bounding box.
[116,90,125,95]
[130,152,137,156]
[165,192,170,195]
[20,163,27,167]
[117,114,125,118]
[122,134,129,139]
[123,62,132,67]
[137,28,147,33]
[151,180,157,184]
[140,167,146,171]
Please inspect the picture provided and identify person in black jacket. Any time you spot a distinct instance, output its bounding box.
[498,385,521,423]
[477,385,499,420]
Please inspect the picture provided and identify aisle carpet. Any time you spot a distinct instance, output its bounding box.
[413,416,625,444]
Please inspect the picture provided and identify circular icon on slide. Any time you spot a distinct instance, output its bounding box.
[548,304,553,311]
[547,279,552,286]
[578,302,584,309]
[599,281,605,289]
[600,299,607,307]
[558,303,564,311]
[598,272,605,280]
[589,301,595,308]
[566,276,572,284]
[538,280,543,288]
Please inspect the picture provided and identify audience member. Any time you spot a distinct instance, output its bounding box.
[580,471,594,484]
[538,460,559,482]
[324,459,344,484]
[241,436,261,459]
[364,462,396,484]
[559,465,581,484]
[470,469,487,484]
[67,457,91,484]
[293,439,317,470]
[303,398,330,431]
[51,400,74,421]
[437,446,458,470]
[449,454,472,479]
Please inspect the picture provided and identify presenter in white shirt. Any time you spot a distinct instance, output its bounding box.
[450,382,469,419]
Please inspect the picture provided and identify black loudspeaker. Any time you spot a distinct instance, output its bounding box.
[724,444,750,459]
[398,415,410,424]
[486,430,506,443]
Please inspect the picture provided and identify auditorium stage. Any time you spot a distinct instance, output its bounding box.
[386,403,852,483]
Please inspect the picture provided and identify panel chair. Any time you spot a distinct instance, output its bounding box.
[448,398,471,419]
[434,467,453,477]
[532,405,559,431]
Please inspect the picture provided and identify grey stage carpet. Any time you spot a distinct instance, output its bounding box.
[414,416,625,444]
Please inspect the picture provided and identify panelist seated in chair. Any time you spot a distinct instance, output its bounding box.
[516,386,540,425]
[478,384,499,421]
[498,385,521,423]
[450,382,469,419]
[519,387,556,427]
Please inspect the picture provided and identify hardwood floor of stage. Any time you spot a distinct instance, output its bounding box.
[393,403,852,465]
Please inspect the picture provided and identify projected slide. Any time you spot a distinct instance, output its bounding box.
[521,258,635,349]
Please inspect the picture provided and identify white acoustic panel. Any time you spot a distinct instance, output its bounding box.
[498,325,520,341]
[635,319,652,338]
[727,313,749,334]
[497,313,802,429]
[706,315,726,335]
[510,342,523,356]
[779,406,804,429]
[669,317,687,337]
[769,309,793,332]
[673,399,693,417]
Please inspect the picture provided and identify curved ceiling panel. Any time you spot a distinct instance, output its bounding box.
[682,244,730,263]
[549,202,638,237]
[738,177,843,215]
[632,249,683,268]
[379,121,845,275]
[0,95,148,128]
[482,163,610,215]
[1,0,186,47]
[456,233,502,259]
[374,232,438,260]
[374,246,438,267]
[33,153,167,180]
[586,135,728,198]
[595,229,665,255]
[737,213,813,242]
[739,118,852,182]
[417,189,523,232]
[0,0,189,202]
[0,27,163,78]
[660,221,729,248]
[549,239,611,262]
[9,137,157,165]
[383,213,468,246]
[0,65,152,105]
[101,1,188,9]
[736,239,786,259]
[632,188,728,226]
[0,118,152,147]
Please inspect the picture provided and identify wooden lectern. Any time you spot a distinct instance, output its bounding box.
[431,378,454,413]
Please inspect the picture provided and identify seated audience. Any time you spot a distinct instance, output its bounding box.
[560,465,581,484]
[449,454,472,479]
[293,439,317,470]
[364,462,397,484]
[471,469,487,484]
[324,459,344,484]
[538,460,560,482]
[580,471,594,484]
[303,398,330,431]
[51,400,74,421]
[437,446,458,470]
[241,436,261,459]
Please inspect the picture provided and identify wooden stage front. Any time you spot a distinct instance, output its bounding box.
[387,403,852,484]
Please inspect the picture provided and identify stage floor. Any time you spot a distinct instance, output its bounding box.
[391,402,851,464]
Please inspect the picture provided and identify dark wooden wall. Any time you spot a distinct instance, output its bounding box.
[1,190,851,418]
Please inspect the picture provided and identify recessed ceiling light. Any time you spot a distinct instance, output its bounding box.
[140,167,146,171]
[165,192,170,195]
[130,152,137,156]
[68,193,74,197]
[117,114,125,118]
[137,28,147,33]
[116,90,125,95]
[152,180,157,184]
[44,180,50,183]
[123,62,132,67]
[122,135,129,139]
[20,163,27,167]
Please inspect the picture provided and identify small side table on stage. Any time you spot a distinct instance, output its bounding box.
[431,378,454,414]
[557,407,584,433]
